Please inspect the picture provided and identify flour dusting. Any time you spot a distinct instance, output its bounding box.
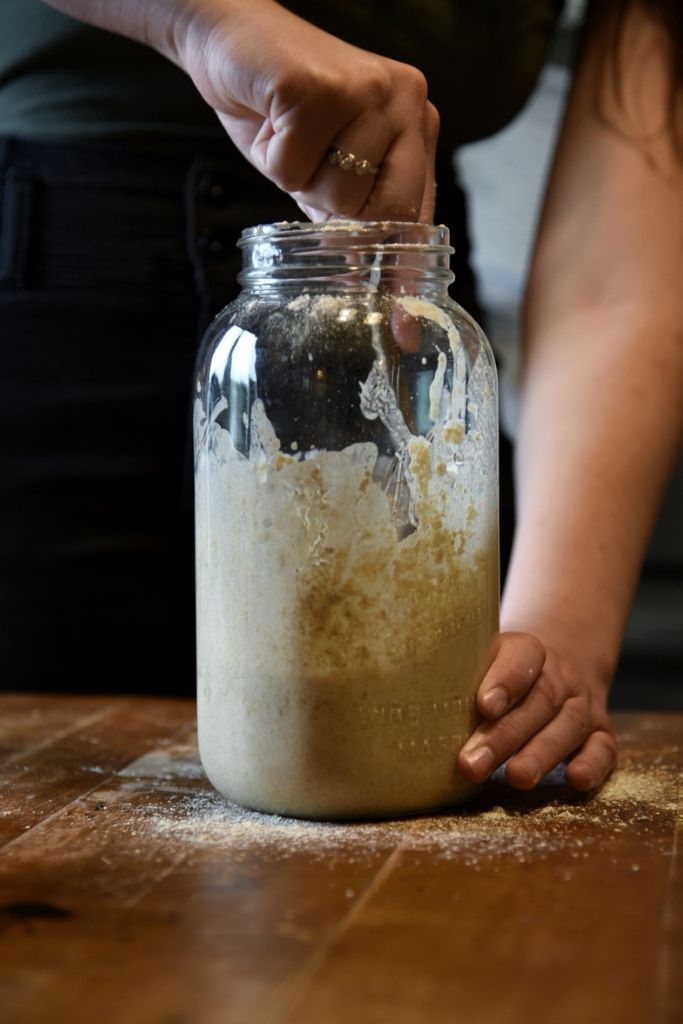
[101,737,680,868]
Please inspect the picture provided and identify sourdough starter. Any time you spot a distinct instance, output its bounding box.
[195,297,498,819]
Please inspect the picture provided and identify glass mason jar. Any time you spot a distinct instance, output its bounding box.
[194,220,499,820]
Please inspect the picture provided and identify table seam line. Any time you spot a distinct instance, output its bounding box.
[0,719,196,856]
[259,840,409,1024]
[0,703,119,767]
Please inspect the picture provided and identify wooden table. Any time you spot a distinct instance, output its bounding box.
[0,695,681,1024]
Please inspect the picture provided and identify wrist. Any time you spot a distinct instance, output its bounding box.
[159,0,217,67]
[171,0,280,69]
[501,548,633,698]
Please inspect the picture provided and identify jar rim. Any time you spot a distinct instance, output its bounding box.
[239,219,452,252]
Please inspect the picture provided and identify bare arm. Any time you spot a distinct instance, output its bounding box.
[459,0,683,790]
[38,0,438,222]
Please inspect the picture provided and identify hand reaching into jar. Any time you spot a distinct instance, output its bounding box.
[180,0,439,222]
[40,0,439,223]
[458,633,617,791]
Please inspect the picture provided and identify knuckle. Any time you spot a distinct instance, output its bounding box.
[496,632,546,691]
[604,729,618,756]
[493,716,531,759]
[273,164,308,193]
[562,695,597,739]
[361,64,394,108]
[533,674,564,716]
[426,101,440,140]
[595,724,618,761]
[506,755,542,789]
[514,633,547,676]
[315,74,346,111]
[401,64,429,103]
[272,63,309,110]
[524,632,547,665]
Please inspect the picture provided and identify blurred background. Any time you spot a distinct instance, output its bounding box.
[456,0,683,711]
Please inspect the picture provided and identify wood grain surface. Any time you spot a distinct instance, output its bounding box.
[0,695,681,1024]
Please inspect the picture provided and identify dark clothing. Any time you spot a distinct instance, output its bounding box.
[0,137,300,692]
[0,1,563,146]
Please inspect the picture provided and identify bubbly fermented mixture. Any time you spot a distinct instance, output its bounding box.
[195,294,498,819]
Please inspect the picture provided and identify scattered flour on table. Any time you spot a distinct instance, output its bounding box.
[105,741,680,867]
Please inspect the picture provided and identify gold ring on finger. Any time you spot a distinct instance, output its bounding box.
[327,147,379,177]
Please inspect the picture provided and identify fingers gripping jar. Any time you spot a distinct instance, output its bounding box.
[194,221,499,819]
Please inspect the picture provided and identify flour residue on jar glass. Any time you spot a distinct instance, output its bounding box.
[195,288,499,820]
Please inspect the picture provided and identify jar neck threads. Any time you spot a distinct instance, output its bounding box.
[237,220,454,295]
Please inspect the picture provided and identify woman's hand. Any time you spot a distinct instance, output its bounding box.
[458,632,617,791]
[39,0,438,220]
[177,0,439,222]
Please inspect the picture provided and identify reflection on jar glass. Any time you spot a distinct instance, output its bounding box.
[193,220,499,820]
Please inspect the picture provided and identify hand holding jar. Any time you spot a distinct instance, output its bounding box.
[459,633,617,792]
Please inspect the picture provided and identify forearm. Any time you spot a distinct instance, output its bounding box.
[36,0,270,64]
[502,306,683,684]
[38,0,184,58]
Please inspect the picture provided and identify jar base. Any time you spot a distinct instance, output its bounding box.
[201,769,483,823]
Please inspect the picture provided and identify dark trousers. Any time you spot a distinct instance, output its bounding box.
[0,136,300,694]
[0,136,513,695]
